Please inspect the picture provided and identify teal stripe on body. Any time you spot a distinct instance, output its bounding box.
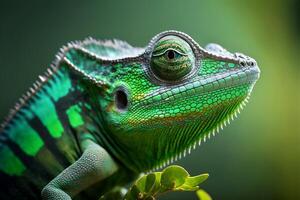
[66,105,84,128]
[44,69,72,102]
[0,145,26,176]
[30,93,64,138]
[8,116,44,156]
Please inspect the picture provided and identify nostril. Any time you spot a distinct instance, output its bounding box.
[115,88,128,111]
[240,61,246,67]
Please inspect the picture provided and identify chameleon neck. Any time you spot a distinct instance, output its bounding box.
[111,94,244,172]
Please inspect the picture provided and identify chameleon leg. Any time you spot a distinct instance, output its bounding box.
[41,140,118,200]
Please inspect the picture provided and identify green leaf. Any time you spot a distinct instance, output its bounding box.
[124,185,142,200]
[135,175,147,192]
[185,174,209,187]
[160,165,189,189]
[151,172,162,194]
[145,173,156,193]
[124,165,211,200]
[196,189,212,200]
[175,184,199,191]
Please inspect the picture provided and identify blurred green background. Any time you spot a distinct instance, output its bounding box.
[0,1,299,199]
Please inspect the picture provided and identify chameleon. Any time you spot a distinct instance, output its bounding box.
[0,30,260,200]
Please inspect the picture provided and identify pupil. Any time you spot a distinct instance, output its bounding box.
[167,50,175,59]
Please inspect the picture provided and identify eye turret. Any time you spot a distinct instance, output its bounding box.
[150,35,195,81]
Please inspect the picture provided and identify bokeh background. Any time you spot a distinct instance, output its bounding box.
[0,1,299,199]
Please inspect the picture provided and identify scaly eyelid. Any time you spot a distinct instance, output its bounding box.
[152,48,188,57]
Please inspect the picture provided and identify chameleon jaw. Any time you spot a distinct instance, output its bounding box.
[147,93,251,173]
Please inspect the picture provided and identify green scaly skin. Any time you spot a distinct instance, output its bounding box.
[0,30,260,199]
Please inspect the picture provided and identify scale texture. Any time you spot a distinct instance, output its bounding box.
[0,31,260,200]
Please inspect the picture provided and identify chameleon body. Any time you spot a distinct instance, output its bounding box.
[0,31,260,199]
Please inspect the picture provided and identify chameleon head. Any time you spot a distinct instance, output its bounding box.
[81,31,260,171]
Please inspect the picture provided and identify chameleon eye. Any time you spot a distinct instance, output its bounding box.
[150,35,195,81]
